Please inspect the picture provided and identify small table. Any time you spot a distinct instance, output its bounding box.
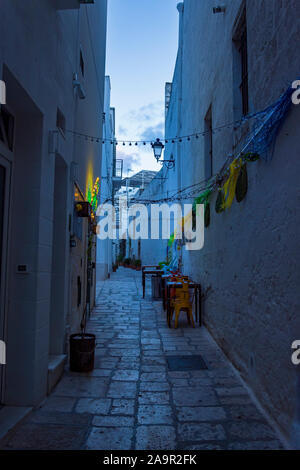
[166,281,202,328]
[142,266,164,299]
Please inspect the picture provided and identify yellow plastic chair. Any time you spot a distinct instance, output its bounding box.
[171,279,195,329]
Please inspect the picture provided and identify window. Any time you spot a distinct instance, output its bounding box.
[233,7,249,118]
[204,106,213,179]
[239,20,249,116]
[56,108,66,136]
[80,49,85,77]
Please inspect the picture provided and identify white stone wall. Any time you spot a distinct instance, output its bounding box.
[97,77,114,280]
[134,0,300,445]
[0,0,107,406]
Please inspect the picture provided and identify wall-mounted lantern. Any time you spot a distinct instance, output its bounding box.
[152,138,175,169]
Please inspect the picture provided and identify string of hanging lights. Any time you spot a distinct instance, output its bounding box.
[65,115,254,147]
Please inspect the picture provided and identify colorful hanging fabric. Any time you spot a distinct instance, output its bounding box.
[193,189,213,210]
[236,163,248,203]
[221,158,243,210]
[204,203,211,227]
[215,189,225,213]
[168,233,175,247]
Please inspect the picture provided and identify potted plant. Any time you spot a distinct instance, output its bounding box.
[135,259,142,271]
[117,254,124,267]
[124,258,131,268]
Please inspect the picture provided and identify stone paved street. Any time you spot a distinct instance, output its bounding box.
[0,268,284,450]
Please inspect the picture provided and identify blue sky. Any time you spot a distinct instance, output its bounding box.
[106,0,179,174]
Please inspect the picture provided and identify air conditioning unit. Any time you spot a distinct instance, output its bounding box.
[55,0,94,10]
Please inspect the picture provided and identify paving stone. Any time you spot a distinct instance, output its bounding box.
[140,372,167,382]
[107,381,137,398]
[75,398,111,415]
[172,387,219,406]
[2,423,87,450]
[92,415,134,427]
[227,440,283,450]
[141,365,167,373]
[227,421,277,440]
[135,426,176,450]
[138,391,170,405]
[180,443,225,450]
[138,405,173,425]
[140,382,170,392]
[168,371,190,379]
[26,411,91,426]
[216,387,249,397]
[177,406,227,422]
[142,357,166,366]
[111,399,135,416]
[178,422,226,442]
[3,271,280,451]
[188,378,214,387]
[218,395,254,405]
[41,396,76,412]
[86,426,133,450]
[143,351,164,358]
[53,377,109,398]
[169,378,189,387]
[226,405,265,421]
[112,370,139,381]
[86,369,113,377]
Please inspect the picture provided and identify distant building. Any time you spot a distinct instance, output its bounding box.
[0,0,107,409]
[114,170,157,261]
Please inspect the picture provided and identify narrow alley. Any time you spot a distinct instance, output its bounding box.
[0,269,283,451]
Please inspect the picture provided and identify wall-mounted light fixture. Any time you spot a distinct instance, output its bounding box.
[73,73,86,100]
[152,138,175,169]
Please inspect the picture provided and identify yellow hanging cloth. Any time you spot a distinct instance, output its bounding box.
[222,158,242,210]
[174,216,185,240]
[184,210,193,226]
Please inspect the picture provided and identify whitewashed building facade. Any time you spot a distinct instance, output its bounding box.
[133,0,300,447]
[0,0,107,410]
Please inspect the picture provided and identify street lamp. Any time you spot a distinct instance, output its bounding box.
[152,138,175,169]
[152,138,164,162]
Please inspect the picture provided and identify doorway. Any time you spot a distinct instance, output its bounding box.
[0,153,11,404]
[49,154,68,356]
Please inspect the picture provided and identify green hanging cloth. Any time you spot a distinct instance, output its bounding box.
[215,190,225,213]
[168,233,175,247]
[193,188,213,228]
[236,163,248,203]
[193,188,213,210]
[204,203,211,228]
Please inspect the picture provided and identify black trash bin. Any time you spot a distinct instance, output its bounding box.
[70,333,96,372]
[151,275,162,299]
